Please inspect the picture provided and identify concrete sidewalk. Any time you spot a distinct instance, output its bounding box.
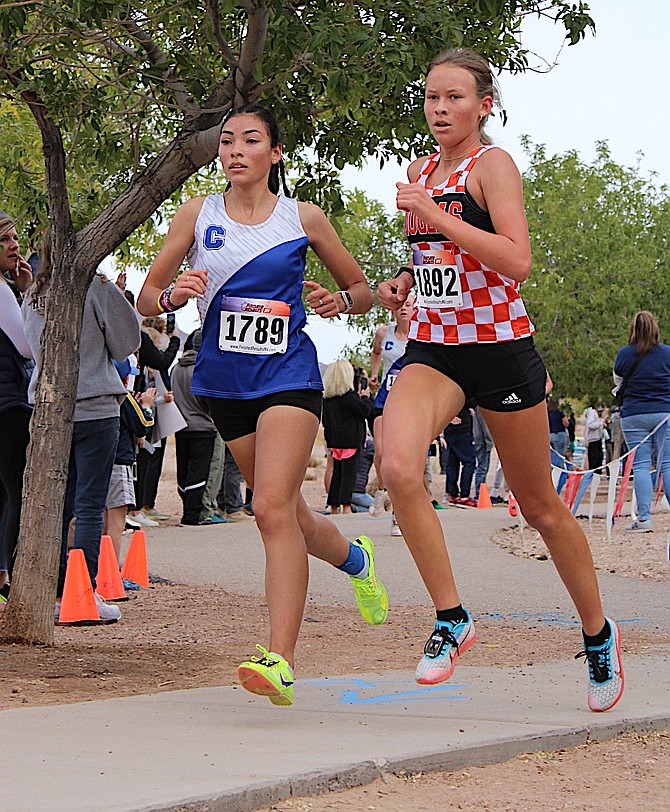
[4,657,669,812]
[3,508,670,812]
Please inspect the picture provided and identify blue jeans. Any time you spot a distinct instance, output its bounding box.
[550,430,568,470]
[59,417,119,595]
[351,491,373,512]
[445,433,476,498]
[621,411,670,523]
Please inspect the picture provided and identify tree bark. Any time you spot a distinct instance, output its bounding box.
[0,248,86,644]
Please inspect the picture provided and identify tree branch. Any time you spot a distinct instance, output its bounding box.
[0,59,73,247]
[204,0,239,70]
[234,2,270,104]
[118,15,200,114]
[76,75,237,268]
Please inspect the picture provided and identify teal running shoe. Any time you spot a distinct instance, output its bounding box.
[575,618,624,712]
[416,609,476,684]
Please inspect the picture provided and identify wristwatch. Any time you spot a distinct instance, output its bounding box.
[337,290,354,313]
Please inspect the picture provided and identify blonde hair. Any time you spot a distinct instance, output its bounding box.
[323,359,355,398]
[427,48,503,145]
[628,311,660,355]
[142,326,163,349]
[141,316,166,334]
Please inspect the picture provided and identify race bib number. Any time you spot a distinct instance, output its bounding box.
[219,297,290,355]
[413,249,462,309]
[386,374,397,391]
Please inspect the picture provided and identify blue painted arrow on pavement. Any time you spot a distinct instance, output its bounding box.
[340,683,468,705]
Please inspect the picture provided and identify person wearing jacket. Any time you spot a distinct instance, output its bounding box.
[171,329,222,526]
[103,357,155,563]
[322,360,373,513]
[23,265,140,624]
[613,311,670,532]
[0,213,33,595]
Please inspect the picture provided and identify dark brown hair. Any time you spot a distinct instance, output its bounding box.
[220,104,290,196]
[628,311,660,355]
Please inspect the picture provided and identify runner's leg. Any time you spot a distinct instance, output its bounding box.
[482,402,606,635]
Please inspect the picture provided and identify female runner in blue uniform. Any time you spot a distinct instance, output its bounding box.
[138,105,388,707]
[377,49,623,713]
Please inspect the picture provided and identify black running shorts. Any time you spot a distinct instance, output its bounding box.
[207,389,323,441]
[401,336,547,412]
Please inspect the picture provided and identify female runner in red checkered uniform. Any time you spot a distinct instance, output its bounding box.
[377,48,623,713]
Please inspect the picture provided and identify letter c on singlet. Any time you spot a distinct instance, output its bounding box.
[204,225,226,250]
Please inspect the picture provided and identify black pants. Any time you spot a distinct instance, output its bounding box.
[0,407,31,577]
[176,431,215,525]
[327,450,361,508]
[587,440,604,473]
[134,437,167,509]
[445,433,476,498]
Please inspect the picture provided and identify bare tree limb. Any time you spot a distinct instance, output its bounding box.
[118,15,199,114]
[204,0,239,70]
[234,2,269,104]
[0,59,73,246]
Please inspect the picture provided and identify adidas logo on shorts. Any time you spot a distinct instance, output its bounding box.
[501,392,522,405]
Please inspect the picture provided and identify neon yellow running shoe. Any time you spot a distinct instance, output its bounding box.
[238,645,295,706]
[349,535,388,625]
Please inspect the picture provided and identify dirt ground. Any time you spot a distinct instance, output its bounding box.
[1,441,669,810]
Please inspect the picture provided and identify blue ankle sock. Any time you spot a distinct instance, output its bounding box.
[336,541,369,579]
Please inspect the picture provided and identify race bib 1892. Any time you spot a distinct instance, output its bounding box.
[219,297,290,355]
[412,249,462,309]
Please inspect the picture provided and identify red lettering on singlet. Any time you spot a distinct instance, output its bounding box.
[405,199,463,237]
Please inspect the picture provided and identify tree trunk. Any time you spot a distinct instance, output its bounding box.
[0,248,86,645]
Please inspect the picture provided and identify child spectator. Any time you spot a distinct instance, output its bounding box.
[171,329,224,526]
[103,357,155,569]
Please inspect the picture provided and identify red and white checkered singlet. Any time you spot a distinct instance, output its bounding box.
[406,145,534,345]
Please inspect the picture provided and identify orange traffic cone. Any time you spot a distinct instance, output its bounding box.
[477,482,492,509]
[58,548,100,624]
[121,529,149,588]
[96,535,127,602]
[508,491,518,517]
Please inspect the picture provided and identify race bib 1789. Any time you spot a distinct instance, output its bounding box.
[219,297,290,355]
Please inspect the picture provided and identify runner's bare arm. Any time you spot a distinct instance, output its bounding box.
[298,202,373,316]
[137,198,208,315]
[369,324,388,387]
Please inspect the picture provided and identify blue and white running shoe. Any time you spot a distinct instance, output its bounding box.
[415,609,476,685]
[575,618,624,712]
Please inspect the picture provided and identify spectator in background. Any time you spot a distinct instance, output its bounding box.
[547,396,569,470]
[443,403,477,508]
[351,436,375,512]
[0,212,33,600]
[217,446,252,521]
[472,406,493,501]
[171,329,226,526]
[130,313,180,526]
[583,402,605,474]
[614,311,670,532]
[103,358,155,565]
[322,360,373,514]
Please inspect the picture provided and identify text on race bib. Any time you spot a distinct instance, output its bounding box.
[219,297,290,355]
[412,249,462,309]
